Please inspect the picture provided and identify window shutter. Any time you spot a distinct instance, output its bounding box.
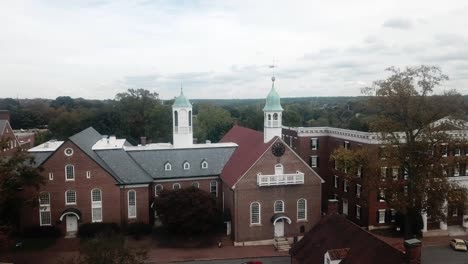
[316,139,320,150]
[309,157,312,166]
[317,157,320,167]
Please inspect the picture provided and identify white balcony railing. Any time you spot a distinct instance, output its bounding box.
[257,172,305,186]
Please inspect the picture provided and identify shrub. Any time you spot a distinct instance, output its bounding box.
[23,226,61,238]
[125,223,152,239]
[78,223,120,238]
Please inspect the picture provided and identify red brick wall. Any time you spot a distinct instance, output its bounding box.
[121,186,150,225]
[233,139,322,242]
[21,140,122,231]
[0,121,20,156]
[152,178,223,205]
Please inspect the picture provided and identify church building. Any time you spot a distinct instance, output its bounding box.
[23,78,323,245]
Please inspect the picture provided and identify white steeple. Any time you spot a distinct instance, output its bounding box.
[263,76,283,143]
[172,87,193,147]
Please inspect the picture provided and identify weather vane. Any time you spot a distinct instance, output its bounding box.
[269,59,276,83]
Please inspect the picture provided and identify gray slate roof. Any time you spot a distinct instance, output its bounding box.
[95,149,153,184]
[127,147,236,179]
[30,151,54,168]
[0,120,8,136]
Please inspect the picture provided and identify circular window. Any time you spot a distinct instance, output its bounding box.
[64,148,74,156]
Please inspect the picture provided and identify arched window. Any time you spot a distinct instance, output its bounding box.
[189,111,192,126]
[273,113,278,120]
[173,183,181,190]
[39,192,51,226]
[268,114,272,120]
[65,164,75,181]
[128,190,137,219]
[275,164,283,175]
[164,162,172,171]
[297,198,307,221]
[183,161,190,170]
[155,184,163,196]
[201,160,208,169]
[174,111,178,126]
[250,202,261,225]
[274,200,284,213]
[65,190,76,205]
[91,188,102,222]
[192,182,199,188]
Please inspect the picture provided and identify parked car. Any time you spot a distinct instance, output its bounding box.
[450,239,467,251]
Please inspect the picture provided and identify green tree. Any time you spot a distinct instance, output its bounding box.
[334,65,467,238]
[154,188,222,235]
[194,103,233,143]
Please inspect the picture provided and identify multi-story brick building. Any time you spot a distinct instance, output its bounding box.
[0,110,21,156]
[283,120,468,236]
[24,79,323,245]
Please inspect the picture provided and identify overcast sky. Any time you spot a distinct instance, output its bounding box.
[1,0,468,100]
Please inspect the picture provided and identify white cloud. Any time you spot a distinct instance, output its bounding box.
[1,0,468,99]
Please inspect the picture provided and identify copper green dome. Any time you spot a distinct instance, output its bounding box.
[263,78,283,111]
[173,89,192,108]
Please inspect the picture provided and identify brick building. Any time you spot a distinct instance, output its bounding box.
[24,79,323,245]
[283,119,468,236]
[0,110,21,156]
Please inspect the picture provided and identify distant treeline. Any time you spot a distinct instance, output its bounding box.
[6,90,464,145]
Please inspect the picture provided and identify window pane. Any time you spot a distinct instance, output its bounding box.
[92,189,101,202]
[251,203,260,224]
[39,193,50,205]
[66,190,76,204]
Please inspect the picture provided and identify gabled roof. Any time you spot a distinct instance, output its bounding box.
[127,146,236,180]
[219,125,274,188]
[0,120,7,136]
[29,151,54,168]
[290,214,405,264]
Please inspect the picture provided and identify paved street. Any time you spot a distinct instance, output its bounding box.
[423,245,468,264]
[173,256,291,264]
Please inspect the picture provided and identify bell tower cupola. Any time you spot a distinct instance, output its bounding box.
[172,87,193,148]
[263,76,283,143]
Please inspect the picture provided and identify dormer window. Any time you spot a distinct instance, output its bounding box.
[183,161,190,170]
[164,162,172,171]
[201,160,208,169]
[274,164,283,175]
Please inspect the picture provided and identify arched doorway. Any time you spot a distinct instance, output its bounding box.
[271,213,292,238]
[59,208,81,236]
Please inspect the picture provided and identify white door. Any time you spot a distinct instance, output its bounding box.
[66,215,78,232]
[274,219,284,237]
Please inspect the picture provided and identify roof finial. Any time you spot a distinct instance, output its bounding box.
[269,60,276,88]
[180,83,184,95]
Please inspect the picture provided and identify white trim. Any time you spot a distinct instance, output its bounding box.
[210,181,218,197]
[86,171,91,179]
[127,190,137,219]
[64,147,74,156]
[273,215,292,225]
[173,183,181,190]
[48,172,54,181]
[378,209,386,224]
[250,202,261,225]
[183,161,190,170]
[297,198,307,221]
[155,184,163,196]
[164,162,172,171]
[153,176,219,183]
[356,205,361,219]
[274,200,285,213]
[59,212,80,221]
[39,192,51,226]
[65,190,77,205]
[65,164,75,181]
[201,160,208,169]
[192,182,199,188]
[123,184,149,188]
[310,155,318,168]
[91,188,102,223]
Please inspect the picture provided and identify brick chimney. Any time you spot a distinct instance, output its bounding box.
[0,110,10,122]
[404,238,421,264]
[140,136,147,146]
[327,199,339,215]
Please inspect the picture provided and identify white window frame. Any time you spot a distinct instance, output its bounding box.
[356,184,361,198]
[173,183,181,190]
[381,167,387,181]
[310,156,318,168]
[334,175,338,188]
[441,143,448,157]
[391,209,396,222]
[392,167,398,180]
[344,179,348,192]
[65,190,77,205]
[379,188,385,202]
[275,164,284,175]
[155,184,163,196]
[183,161,190,170]
[91,188,102,222]
[342,199,348,215]
[127,190,137,219]
[201,160,208,169]
[210,181,218,197]
[86,171,91,179]
[274,200,285,213]
[250,202,261,225]
[356,205,361,219]
[65,164,75,181]
[455,148,461,157]
[344,141,350,150]
[378,209,386,224]
[39,192,51,226]
[297,198,307,221]
[64,147,74,156]
[454,164,460,177]
[311,138,318,150]
[192,182,199,188]
[357,166,362,178]
[164,162,172,171]
[49,172,54,181]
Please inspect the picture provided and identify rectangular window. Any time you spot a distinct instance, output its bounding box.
[65,165,75,181]
[251,203,260,225]
[441,144,448,157]
[344,141,350,150]
[455,148,461,157]
[343,179,348,192]
[378,209,386,224]
[342,199,348,215]
[49,173,54,181]
[454,165,460,177]
[381,167,387,181]
[86,171,91,179]
[297,199,307,221]
[91,189,102,222]
[39,193,51,226]
[128,191,137,219]
[356,205,361,219]
[356,184,361,198]
[379,189,385,201]
[310,138,318,150]
[392,167,398,180]
[379,146,386,160]
[210,181,218,197]
[391,209,396,223]
[310,156,318,168]
[404,186,408,196]
[334,175,338,188]
[66,191,76,205]
[403,166,409,180]
[357,166,362,178]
